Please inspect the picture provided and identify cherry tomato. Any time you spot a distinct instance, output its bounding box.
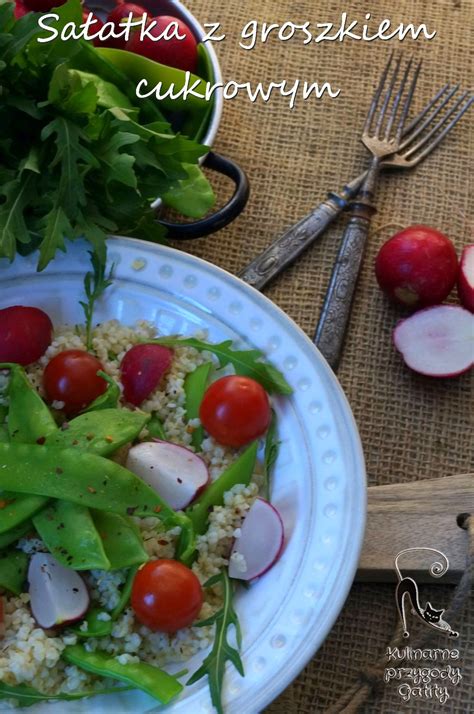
[131,559,203,633]
[120,343,173,406]
[0,305,53,366]
[43,350,107,415]
[126,15,198,73]
[199,375,271,447]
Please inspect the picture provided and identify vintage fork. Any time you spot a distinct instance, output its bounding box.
[239,84,473,292]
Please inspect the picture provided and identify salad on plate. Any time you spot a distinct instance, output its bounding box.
[0,262,292,712]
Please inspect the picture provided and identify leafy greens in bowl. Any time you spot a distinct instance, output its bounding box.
[0,0,215,270]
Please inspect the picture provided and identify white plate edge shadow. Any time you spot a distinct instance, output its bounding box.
[0,237,366,714]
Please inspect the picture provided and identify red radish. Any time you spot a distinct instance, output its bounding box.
[28,553,89,628]
[126,440,209,510]
[23,0,65,10]
[105,2,146,48]
[82,8,105,46]
[126,15,198,73]
[375,226,458,308]
[0,305,53,366]
[393,305,474,377]
[13,0,28,18]
[120,343,173,406]
[457,245,474,313]
[228,497,284,581]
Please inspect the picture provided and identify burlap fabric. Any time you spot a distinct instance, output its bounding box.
[179,1,473,711]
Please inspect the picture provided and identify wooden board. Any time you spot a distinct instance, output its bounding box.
[356,474,473,583]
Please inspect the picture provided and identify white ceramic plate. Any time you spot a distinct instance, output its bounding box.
[0,239,366,714]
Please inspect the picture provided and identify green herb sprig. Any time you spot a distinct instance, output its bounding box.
[263,409,280,500]
[188,570,244,714]
[79,251,114,350]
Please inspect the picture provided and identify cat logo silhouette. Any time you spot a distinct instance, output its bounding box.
[394,548,459,639]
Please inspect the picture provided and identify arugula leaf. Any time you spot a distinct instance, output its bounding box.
[263,410,280,500]
[152,338,293,395]
[188,570,244,714]
[0,681,131,707]
[84,371,120,411]
[79,251,114,349]
[37,204,72,271]
[0,174,35,260]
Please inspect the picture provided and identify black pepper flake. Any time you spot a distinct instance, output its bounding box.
[72,587,79,593]
[127,506,137,516]
[36,436,46,445]
[72,439,79,446]
[55,467,63,475]
[86,433,94,441]
[177,478,183,484]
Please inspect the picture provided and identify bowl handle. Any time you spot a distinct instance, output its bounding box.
[156,152,250,240]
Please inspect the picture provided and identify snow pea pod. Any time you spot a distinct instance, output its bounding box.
[0,519,32,549]
[92,511,148,569]
[83,372,120,412]
[146,412,167,440]
[63,645,183,704]
[0,443,194,562]
[0,494,49,534]
[187,441,258,535]
[97,47,210,113]
[0,363,57,443]
[33,501,111,571]
[44,408,150,456]
[0,550,28,595]
[184,361,212,451]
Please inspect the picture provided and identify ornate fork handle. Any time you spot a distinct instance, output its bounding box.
[238,175,365,291]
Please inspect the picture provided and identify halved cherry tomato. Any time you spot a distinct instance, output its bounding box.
[43,350,107,416]
[199,375,271,447]
[0,305,53,366]
[131,559,203,633]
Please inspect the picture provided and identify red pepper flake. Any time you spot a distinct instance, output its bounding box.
[36,436,46,445]
[105,436,114,443]
[0,499,12,509]
[153,505,162,513]
[158,539,168,545]
[86,433,94,441]
[55,467,63,475]
[87,486,97,494]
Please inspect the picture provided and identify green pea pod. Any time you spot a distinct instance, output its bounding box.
[83,372,120,412]
[0,363,57,443]
[184,362,212,451]
[146,412,167,440]
[0,519,32,549]
[0,550,28,595]
[182,44,216,142]
[44,408,150,456]
[73,565,139,639]
[0,443,194,562]
[0,681,132,707]
[63,645,183,704]
[33,501,110,571]
[0,494,49,534]
[186,441,258,535]
[96,47,210,113]
[92,511,148,570]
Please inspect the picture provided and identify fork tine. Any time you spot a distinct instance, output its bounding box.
[400,84,460,150]
[394,59,422,142]
[403,91,472,160]
[363,51,394,134]
[411,95,473,162]
[375,54,402,136]
[403,83,451,136]
[384,56,414,140]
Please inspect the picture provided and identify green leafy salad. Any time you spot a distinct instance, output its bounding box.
[0,0,215,270]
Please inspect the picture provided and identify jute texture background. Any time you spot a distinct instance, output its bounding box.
[179,0,473,710]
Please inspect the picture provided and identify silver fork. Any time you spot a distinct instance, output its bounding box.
[239,83,473,293]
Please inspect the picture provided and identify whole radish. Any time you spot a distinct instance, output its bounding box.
[105,2,146,48]
[457,245,474,312]
[126,15,198,73]
[82,8,105,46]
[23,0,65,11]
[0,305,53,366]
[375,226,458,308]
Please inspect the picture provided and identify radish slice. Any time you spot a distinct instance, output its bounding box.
[126,441,209,510]
[228,497,284,581]
[28,553,89,628]
[393,305,474,377]
[458,245,474,313]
